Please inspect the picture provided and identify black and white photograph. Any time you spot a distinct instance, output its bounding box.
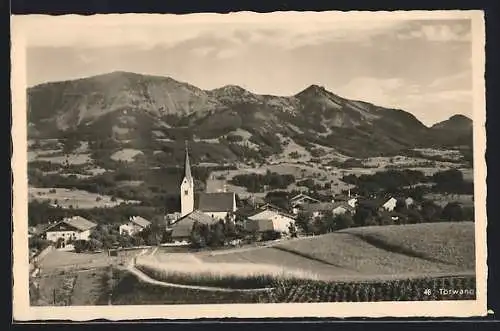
[11,10,487,320]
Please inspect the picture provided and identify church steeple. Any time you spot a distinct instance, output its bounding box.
[184,140,192,182]
[180,140,194,217]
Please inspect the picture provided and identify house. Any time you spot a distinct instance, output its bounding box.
[381,197,398,212]
[290,193,320,206]
[405,197,415,207]
[332,202,355,216]
[301,201,354,218]
[246,209,296,234]
[119,216,151,236]
[290,193,320,214]
[170,210,220,242]
[42,216,97,245]
[301,202,336,218]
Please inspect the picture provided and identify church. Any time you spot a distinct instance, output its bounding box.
[170,143,237,241]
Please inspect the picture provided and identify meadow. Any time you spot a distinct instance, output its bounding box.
[275,222,475,277]
[29,187,140,209]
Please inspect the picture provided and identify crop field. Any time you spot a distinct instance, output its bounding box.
[109,270,264,305]
[136,254,322,289]
[29,187,140,209]
[108,270,475,305]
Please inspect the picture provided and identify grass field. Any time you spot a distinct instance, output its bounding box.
[276,222,474,277]
[110,148,144,162]
[340,222,475,270]
[29,187,140,209]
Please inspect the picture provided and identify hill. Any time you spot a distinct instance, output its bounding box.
[27,71,472,162]
[200,222,475,281]
[428,115,473,148]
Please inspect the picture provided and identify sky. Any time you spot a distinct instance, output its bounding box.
[14,12,476,126]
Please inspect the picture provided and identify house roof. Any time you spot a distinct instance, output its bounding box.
[44,216,97,233]
[290,193,319,203]
[197,192,235,212]
[129,216,151,228]
[171,210,219,238]
[302,202,336,213]
[63,216,97,231]
[249,209,295,221]
[332,202,355,212]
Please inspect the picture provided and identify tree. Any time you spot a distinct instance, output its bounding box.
[334,214,354,230]
[207,222,225,248]
[87,238,103,251]
[394,199,407,213]
[405,208,423,224]
[462,206,475,222]
[287,222,298,238]
[295,211,313,235]
[441,202,464,222]
[189,221,207,249]
[353,202,378,227]
[420,200,443,222]
[261,230,281,241]
[321,210,336,233]
[73,239,87,253]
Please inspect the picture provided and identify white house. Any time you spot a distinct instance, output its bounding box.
[332,203,355,216]
[347,197,358,208]
[43,216,97,244]
[119,216,151,236]
[405,197,415,207]
[247,209,295,234]
[381,197,398,212]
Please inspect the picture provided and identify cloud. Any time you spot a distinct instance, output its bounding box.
[395,20,471,42]
[335,75,472,126]
[429,70,472,91]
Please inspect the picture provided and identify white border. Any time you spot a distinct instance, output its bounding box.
[11,10,487,321]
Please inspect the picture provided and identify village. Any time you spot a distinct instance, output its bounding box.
[29,144,458,260]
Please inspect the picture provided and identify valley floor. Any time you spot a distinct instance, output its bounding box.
[30,222,475,306]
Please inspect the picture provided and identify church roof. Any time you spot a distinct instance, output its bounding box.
[183,141,193,182]
[197,192,235,212]
[171,210,219,238]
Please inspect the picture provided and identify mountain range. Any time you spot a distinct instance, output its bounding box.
[27,71,473,163]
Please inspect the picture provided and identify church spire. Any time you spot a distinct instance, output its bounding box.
[184,140,192,182]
